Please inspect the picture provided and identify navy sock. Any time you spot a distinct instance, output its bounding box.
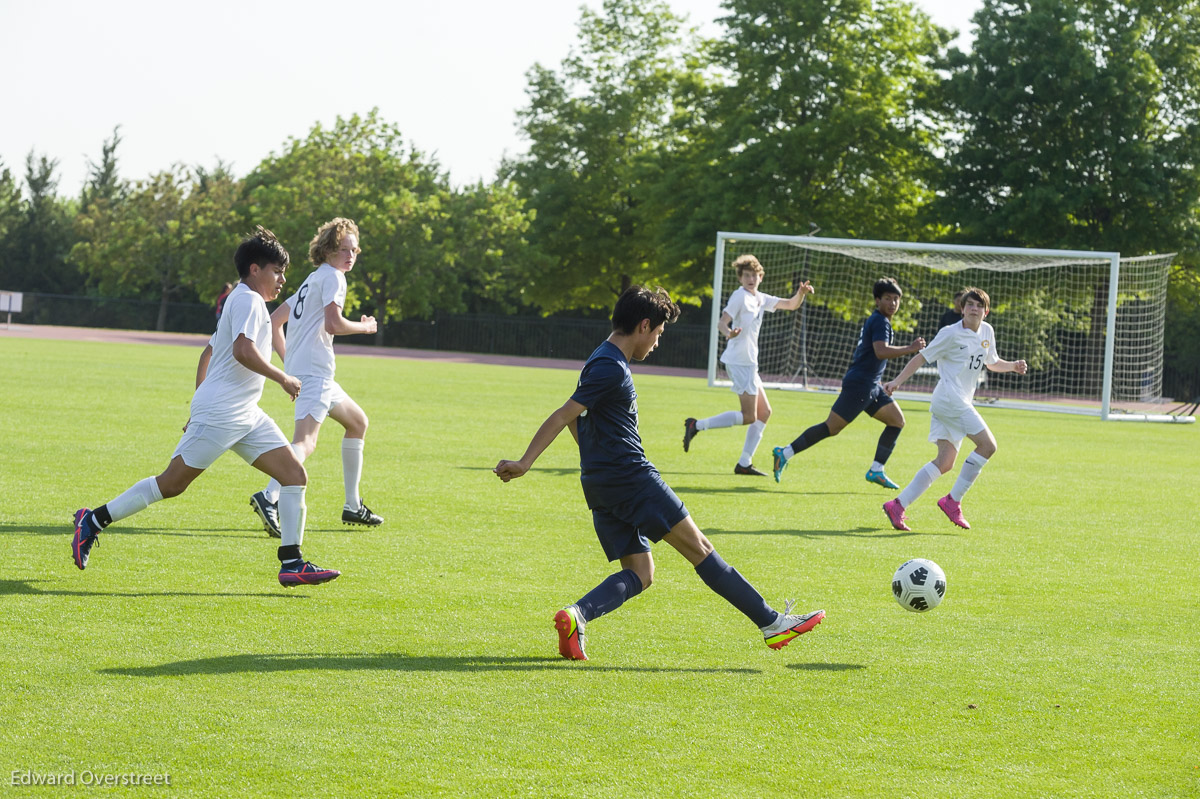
[789,422,831,454]
[277,545,302,564]
[576,569,644,622]
[694,551,776,628]
[874,425,902,465]
[93,505,113,529]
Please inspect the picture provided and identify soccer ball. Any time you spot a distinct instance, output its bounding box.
[892,558,946,612]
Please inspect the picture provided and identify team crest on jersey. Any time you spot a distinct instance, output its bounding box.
[982,340,990,348]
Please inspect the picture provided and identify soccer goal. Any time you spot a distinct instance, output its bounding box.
[708,231,1190,423]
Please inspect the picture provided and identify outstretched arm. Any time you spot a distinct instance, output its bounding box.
[987,358,1028,375]
[883,352,928,395]
[873,336,926,361]
[324,301,377,336]
[494,399,587,482]
[775,280,815,311]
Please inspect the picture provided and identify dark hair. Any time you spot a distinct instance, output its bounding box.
[961,286,991,312]
[611,285,680,334]
[234,226,290,278]
[873,277,903,299]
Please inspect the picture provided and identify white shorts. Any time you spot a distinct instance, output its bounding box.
[173,409,290,469]
[928,404,987,448]
[293,376,349,423]
[725,364,763,396]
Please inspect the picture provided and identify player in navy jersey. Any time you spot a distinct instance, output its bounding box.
[881,287,1027,531]
[771,277,925,488]
[494,286,824,661]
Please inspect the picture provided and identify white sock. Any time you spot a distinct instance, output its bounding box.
[951,452,989,502]
[898,462,942,508]
[870,460,885,472]
[106,477,164,523]
[278,485,307,548]
[263,443,305,504]
[697,410,743,431]
[739,420,766,467]
[782,445,795,460]
[342,437,365,508]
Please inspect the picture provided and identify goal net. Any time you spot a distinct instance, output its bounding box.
[708,232,1186,422]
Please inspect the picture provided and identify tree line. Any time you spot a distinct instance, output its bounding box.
[1,0,1197,395]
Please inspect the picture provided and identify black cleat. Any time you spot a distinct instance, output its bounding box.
[342,500,383,526]
[683,418,699,452]
[250,491,282,538]
[734,463,768,476]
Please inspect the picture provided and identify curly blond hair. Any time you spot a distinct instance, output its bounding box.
[732,254,764,278]
[308,217,361,267]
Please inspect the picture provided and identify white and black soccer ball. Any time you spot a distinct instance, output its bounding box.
[892,558,946,612]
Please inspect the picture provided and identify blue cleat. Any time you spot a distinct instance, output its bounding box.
[72,508,101,570]
[865,469,900,490]
[771,446,789,483]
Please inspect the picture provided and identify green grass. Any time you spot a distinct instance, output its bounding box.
[1,335,1197,797]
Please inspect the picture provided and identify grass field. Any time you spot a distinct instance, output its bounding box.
[1,334,1197,798]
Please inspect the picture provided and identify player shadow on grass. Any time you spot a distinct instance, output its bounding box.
[0,523,255,540]
[100,653,763,677]
[705,525,953,539]
[0,579,306,600]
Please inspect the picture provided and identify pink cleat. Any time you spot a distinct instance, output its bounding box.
[937,495,971,529]
[882,499,911,532]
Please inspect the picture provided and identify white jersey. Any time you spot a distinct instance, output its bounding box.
[919,320,1000,412]
[282,263,347,379]
[719,287,780,367]
[189,283,273,428]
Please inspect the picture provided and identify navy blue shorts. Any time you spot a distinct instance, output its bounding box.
[831,380,894,424]
[581,472,689,562]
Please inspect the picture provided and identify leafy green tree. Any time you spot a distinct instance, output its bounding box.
[506,0,703,312]
[70,165,242,330]
[246,111,534,336]
[936,0,1200,394]
[937,0,1200,257]
[0,154,80,294]
[688,0,952,241]
[0,160,22,277]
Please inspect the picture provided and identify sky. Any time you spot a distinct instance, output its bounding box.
[3,0,983,197]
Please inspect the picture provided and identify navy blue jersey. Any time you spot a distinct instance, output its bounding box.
[843,310,893,384]
[571,341,654,487]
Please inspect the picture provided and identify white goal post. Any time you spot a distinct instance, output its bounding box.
[708,231,1191,423]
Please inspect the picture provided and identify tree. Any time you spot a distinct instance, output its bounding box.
[70,165,243,330]
[246,110,534,337]
[936,0,1200,394]
[0,154,80,295]
[686,0,952,242]
[506,0,704,312]
[937,0,1200,258]
[81,127,125,213]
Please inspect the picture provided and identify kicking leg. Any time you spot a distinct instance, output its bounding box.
[664,516,823,648]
